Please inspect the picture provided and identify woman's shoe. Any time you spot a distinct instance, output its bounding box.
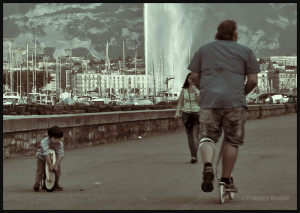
[190,157,197,164]
[33,183,40,192]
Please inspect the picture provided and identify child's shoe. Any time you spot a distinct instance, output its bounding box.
[33,183,40,192]
[55,184,63,191]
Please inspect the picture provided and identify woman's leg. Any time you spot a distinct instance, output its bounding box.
[192,124,199,158]
[186,127,197,158]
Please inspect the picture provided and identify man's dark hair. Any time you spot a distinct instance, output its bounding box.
[48,126,63,138]
[215,20,237,41]
[182,72,192,89]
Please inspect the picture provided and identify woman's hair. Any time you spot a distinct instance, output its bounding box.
[48,126,63,138]
[182,73,192,89]
[215,20,237,41]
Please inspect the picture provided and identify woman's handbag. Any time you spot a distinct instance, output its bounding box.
[182,90,199,129]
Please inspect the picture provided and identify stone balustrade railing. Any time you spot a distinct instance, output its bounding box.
[3,103,296,158]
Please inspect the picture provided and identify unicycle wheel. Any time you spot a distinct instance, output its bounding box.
[43,149,58,192]
[44,170,58,192]
[218,184,225,204]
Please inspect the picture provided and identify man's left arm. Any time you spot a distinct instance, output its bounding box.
[244,49,260,96]
[245,74,258,96]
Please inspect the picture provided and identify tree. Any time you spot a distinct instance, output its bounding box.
[88,58,96,67]
[125,56,132,62]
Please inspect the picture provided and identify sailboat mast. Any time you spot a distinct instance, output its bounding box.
[9,43,12,92]
[6,48,8,88]
[35,38,36,93]
[17,62,18,95]
[159,53,162,92]
[60,57,61,94]
[135,51,137,95]
[123,41,125,74]
[43,57,45,87]
[27,43,29,98]
[152,59,156,105]
[20,64,22,97]
[11,47,14,92]
[32,52,34,92]
[162,50,165,93]
[106,41,111,97]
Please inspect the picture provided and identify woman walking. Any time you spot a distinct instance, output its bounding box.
[175,72,200,163]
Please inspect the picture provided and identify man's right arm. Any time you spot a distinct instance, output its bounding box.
[245,74,258,96]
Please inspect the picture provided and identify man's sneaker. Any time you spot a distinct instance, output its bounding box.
[201,166,214,192]
[33,183,40,192]
[220,177,238,193]
[55,184,63,191]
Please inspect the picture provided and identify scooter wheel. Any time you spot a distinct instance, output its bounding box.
[218,184,225,204]
[229,191,235,200]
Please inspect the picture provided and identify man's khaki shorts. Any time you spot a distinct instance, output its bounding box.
[199,106,246,146]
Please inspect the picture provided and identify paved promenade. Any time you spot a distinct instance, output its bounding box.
[3,113,297,210]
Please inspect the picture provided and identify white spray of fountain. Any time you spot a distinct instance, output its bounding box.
[144,3,196,95]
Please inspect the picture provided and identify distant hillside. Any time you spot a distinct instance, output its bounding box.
[3,3,144,60]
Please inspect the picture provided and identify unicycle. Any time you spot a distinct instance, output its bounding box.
[215,140,237,204]
[41,149,58,192]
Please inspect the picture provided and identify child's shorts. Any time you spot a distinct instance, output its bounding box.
[36,157,61,176]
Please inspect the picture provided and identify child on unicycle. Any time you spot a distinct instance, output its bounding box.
[33,126,64,192]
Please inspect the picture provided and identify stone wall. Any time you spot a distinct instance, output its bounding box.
[3,104,296,158]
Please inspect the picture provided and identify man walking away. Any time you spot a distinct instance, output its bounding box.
[188,20,260,192]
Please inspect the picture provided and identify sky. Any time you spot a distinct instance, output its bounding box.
[3,3,297,59]
[144,3,297,91]
[3,3,297,91]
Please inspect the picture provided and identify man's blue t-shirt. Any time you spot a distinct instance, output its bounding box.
[187,40,261,108]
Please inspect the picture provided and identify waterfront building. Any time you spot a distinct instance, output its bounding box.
[270,56,297,66]
[75,72,148,97]
[257,70,270,94]
[267,69,297,94]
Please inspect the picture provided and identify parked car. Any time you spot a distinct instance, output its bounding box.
[76,96,93,105]
[265,94,287,104]
[91,98,105,105]
[122,101,136,106]
[60,97,76,105]
[3,98,19,106]
[137,99,154,105]
[258,93,289,104]
[3,92,21,106]
[108,100,123,106]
